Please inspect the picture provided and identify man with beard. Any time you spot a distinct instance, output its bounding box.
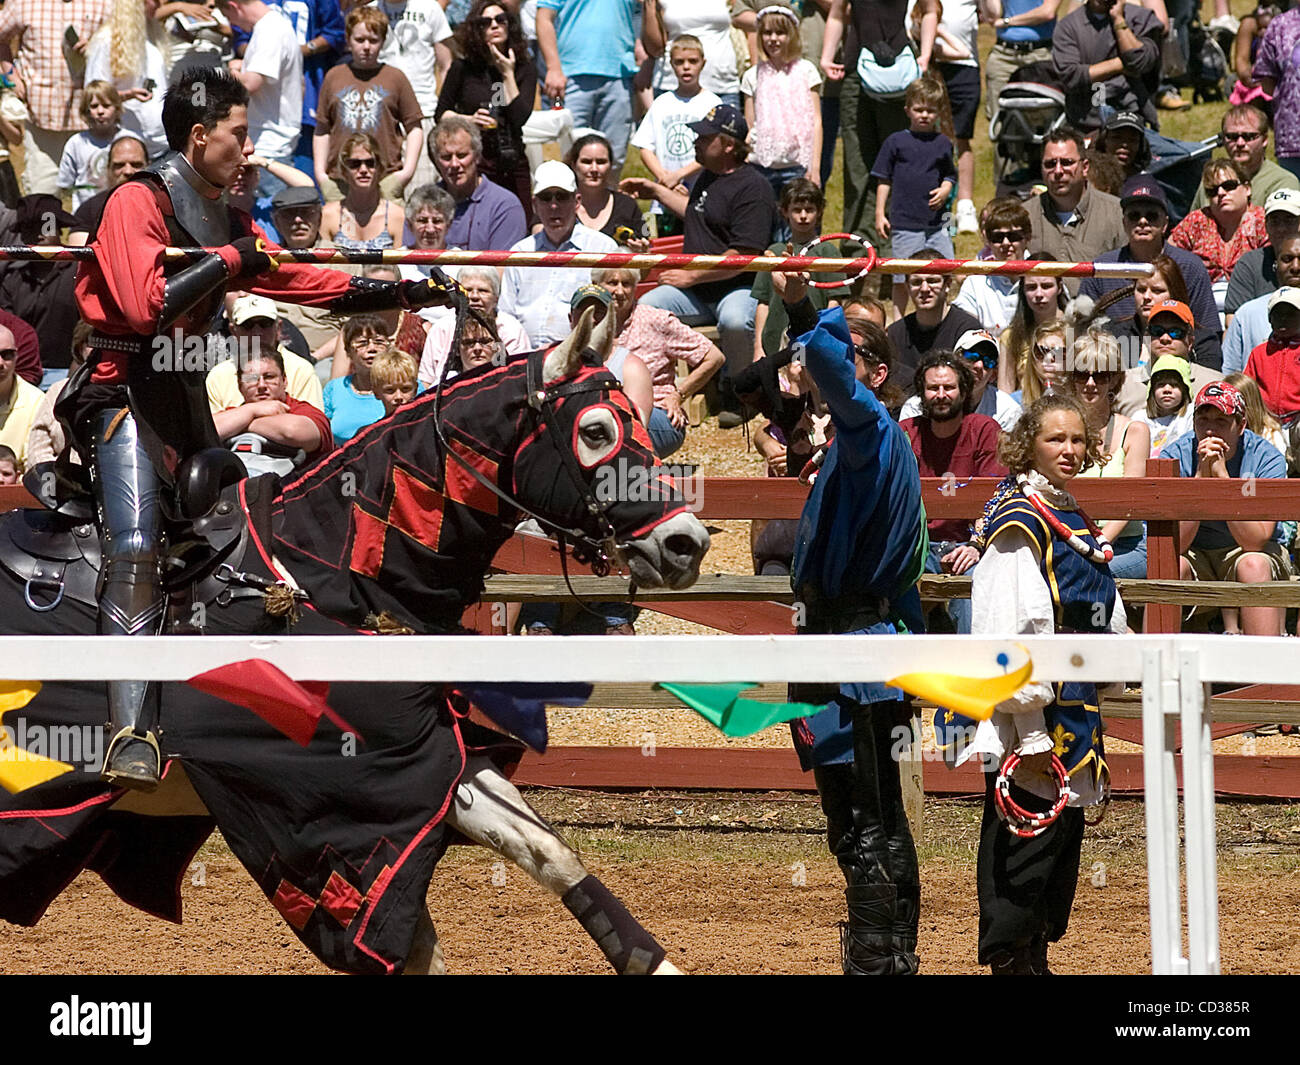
[900,350,1006,633]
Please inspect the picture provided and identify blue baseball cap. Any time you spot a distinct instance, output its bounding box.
[1119,175,1169,213]
[688,104,748,142]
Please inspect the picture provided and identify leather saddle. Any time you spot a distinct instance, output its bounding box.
[2,450,258,617]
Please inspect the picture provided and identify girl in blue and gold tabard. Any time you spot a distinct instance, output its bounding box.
[946,392,1127,975]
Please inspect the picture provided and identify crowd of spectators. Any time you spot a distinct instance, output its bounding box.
[0,0,1299,639]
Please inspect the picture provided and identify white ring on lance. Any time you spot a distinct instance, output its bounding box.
[798,233,876,289]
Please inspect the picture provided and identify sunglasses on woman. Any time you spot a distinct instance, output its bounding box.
[1033,344,1063,361]
[1070,369,1117,383]
[345,157,377,171]
[476,12,510,26]
[1204,179,1242,198]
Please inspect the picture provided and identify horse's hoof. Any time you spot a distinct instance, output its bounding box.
[651,958,685,975]
[102,735,161,793]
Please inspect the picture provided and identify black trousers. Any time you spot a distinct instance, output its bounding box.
[812,699,919,903]
[977,771,1085,964]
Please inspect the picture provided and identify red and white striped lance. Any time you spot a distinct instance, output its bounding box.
[0,245,1155,278]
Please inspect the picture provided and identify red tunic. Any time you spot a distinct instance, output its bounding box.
[74,181,359,385]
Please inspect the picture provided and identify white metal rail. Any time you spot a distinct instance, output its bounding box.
[0,632,1252,975]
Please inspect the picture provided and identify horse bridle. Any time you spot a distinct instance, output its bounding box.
[430,294,634,579]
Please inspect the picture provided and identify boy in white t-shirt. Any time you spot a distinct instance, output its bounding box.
[629,35,721,236]
[370,0,453,189]
[222,0,304,168]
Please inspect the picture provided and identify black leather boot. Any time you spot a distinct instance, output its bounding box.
[842,883,898,975]
[989,946,1037,974]
[1030,934,1054,975]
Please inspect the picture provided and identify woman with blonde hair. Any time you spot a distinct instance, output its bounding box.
[1064,328,1151,580]
[1013,321,1066,407]
[321,133,406,253]
[85,0,173,158]
[999,264,1067,395]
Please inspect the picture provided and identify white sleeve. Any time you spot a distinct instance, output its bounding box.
[242,25,280,81]
[429,2,453,44]
[951,276,980,320]
[740,66,757,97]
[971,527,1055,729]
[800,58,823,90]
[630,101,659,151]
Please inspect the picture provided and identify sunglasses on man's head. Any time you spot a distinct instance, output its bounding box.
[345,157,377,170]
[1149,323,1188,341]
[961,348,998,369]
[1204,179,1242,198]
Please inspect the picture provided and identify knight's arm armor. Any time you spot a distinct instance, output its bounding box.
[158,253,230,329]
[330,270,458,316]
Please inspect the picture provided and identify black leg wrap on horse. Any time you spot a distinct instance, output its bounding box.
[561,874,667,975]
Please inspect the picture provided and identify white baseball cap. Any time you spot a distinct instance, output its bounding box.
[1268,286,1300,313]
[531,160,577,196]
[230,294,279,326]
[1265,188,1300,217]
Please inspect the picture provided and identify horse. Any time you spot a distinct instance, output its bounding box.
[0,307,710,975]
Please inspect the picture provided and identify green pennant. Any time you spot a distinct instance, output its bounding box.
[657,682,828,738]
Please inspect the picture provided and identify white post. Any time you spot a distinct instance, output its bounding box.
[1141,646,1186,975]
[1179,648,1220,974]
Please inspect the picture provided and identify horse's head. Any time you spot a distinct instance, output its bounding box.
[510,307,709,589]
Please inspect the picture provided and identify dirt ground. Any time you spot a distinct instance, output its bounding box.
[2,792,1297,975]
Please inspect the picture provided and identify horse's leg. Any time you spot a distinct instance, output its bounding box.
[445,756,681,974]
[404,907,447,975]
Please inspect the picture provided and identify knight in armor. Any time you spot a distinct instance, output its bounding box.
[66,68,453,791]
[949,388,1126,974]
[777,272,930,976]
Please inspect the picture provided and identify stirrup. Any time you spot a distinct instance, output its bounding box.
[101,726,162,792]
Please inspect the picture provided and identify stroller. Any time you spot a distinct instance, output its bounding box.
[1145,130,1220,223]
[989,65,1067,197]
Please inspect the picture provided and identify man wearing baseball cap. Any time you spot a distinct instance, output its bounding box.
[1162,380,1292,635]
[1223,230,1300,373]
[1116,298,1223,415]
[621,103,775,427]
[499,160,618,348]
[1224,187,1300,319]
[1243,287,1300,421]
[206,295,325,413]
[1078,174,1222,369]
[899,327,1023,430]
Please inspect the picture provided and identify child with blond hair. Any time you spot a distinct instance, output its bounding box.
[58,81,123,209]
[371,347,419,418]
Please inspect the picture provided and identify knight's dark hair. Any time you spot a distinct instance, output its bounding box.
[853,321,905,411]
[913,349,973,408]
[162,68,250,152]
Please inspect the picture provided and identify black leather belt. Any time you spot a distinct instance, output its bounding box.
[90,332,152,356]
[996,38,1050,52]
[797,590,891,635]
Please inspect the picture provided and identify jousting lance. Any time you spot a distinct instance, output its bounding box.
[0,245,1156,278]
